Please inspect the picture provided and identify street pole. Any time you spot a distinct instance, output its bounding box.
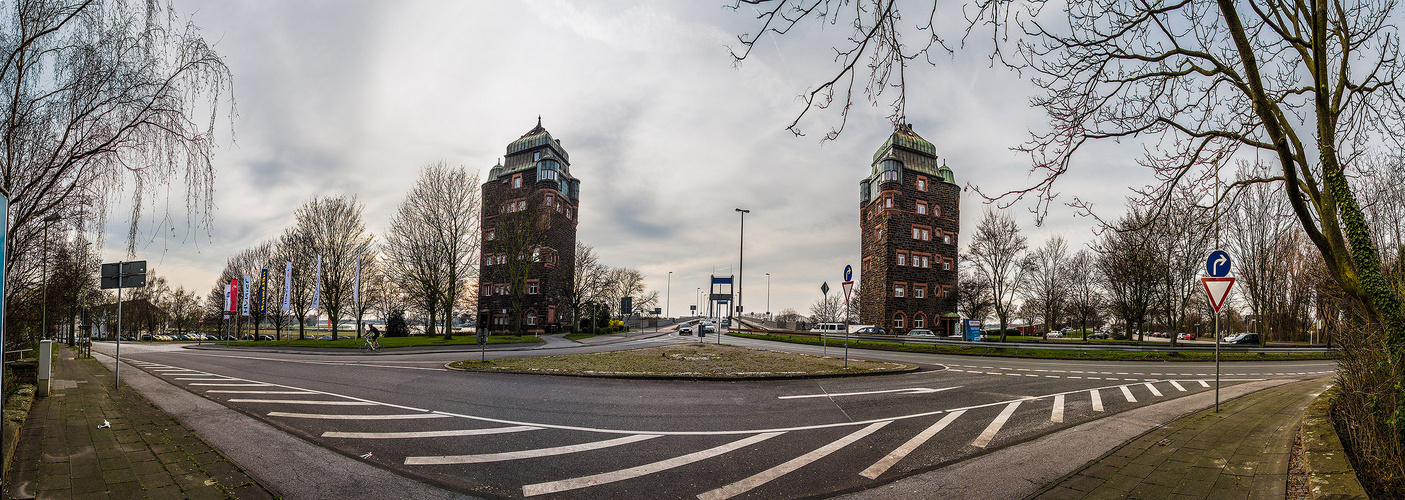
[765,273,770,321]
[822,287,829,356]
[41,214,60,341]
[844,296,850,368]
[735,208,748,323]
[1214,309,1220,412]
[115,264,122,389]
[666,271,672,319]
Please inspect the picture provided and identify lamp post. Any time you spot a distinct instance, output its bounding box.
[735,208,749,321]
[696,287,701,318]
[765,273,771,321]
[41,214,61,341]
[666,271,672,319]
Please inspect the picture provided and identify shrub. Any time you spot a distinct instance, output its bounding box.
[385,310,409,337]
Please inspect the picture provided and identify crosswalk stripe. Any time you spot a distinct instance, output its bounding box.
[226,399,375,405]
[1119,385,1137,403]
[1144,383,1163,397]
[1169,380,1186,392]
[519,433,777,496]
[698,423,888,500]
[1051,395,1064,423]
[1198,380,1211,388]
[269,412,449,420]
[409,434,661,466]
[860,411,964,479]
[324,426,540,439]
[971,402,1021,448]
[1090,389,1103,412]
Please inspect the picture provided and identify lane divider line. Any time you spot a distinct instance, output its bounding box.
[324,426,540,439]
[521,433,780,497]
[205,390,317,394]
[859,411,964,479]
[971,402,1021,448]
[408,434,662,466]
[269,412,449,420]
[226,399,376,405]
[697,423,888,500]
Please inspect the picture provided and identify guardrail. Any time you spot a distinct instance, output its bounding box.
[726,326,1336,354]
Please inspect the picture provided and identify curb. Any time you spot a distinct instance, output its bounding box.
[172,330,676,357]
[1300,385,1370,500]
[726,333,1335,362]
[1,383,35,477]
[443,363,924,381]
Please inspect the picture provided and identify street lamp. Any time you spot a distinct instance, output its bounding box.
[735,208,749,320]
[765,273,771,321]
[666,271,672,319]
[696,287,701,318]
[41,214,61,341]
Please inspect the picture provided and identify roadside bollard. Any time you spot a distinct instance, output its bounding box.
[37,340,53,397]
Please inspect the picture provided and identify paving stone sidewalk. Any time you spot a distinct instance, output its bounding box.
[3,346,274,500]
[1029,376,1334,500]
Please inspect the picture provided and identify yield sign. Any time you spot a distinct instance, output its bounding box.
[842,281,854,302]
[1201,277,1236,312]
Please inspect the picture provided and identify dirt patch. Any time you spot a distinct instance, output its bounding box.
[449,343,916,379]
[1288,428,1308,500]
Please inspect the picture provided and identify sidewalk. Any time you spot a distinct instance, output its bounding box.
[1028,376,1334,500]
[4,346,273,500]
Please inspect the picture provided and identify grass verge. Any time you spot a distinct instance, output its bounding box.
[449,343,915,378]
[230,335,542,349]
[728,333,1336,362]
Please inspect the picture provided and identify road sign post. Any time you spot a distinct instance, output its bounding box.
[843,265,854,369]
[101,260,147,388]
[820,282,829,356]
[1203,250,1234,412]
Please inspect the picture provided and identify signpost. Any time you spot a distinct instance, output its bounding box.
[100,260,147,388]
[842,265,853,368]
[820,281,830,355]
[1201,250,1235,412]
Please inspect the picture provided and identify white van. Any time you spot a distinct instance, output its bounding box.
[809,323,846,334]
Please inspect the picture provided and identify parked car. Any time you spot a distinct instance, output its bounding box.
[141,334,153,341]
[678,323,694,336]
[906,329,936,337]
[1178,332,1195,340]
[1047,330,1063,338]
[1087,332,1110,340]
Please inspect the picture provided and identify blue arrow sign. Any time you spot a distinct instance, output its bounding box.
[1206,250,1231,277]
[844,265,852,282]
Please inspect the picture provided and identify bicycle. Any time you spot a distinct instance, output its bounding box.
[359,337,380,353]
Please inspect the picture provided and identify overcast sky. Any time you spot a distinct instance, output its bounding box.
[106,0,1160,317]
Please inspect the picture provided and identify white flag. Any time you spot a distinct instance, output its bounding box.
[354,251,361,304]
[282,262,292,311]
[224,284,232,314]
[311,256,322,309]
[242,275,252,316]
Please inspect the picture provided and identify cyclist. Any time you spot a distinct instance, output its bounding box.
[362,324,381,352]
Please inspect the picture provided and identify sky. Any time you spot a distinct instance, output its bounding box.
[103,0,1160,317]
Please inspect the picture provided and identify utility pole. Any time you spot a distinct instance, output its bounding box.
[735,208,749,321]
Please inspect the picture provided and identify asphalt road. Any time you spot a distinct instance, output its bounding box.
[91,332,1335,499]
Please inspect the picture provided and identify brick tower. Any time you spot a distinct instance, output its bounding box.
[478,118,580,333]
[858,123,960,335]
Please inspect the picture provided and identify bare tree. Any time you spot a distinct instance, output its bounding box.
[384,162,480,339]
[289,196,373,340]
[956,270,993,325]
[277,227,317,339]
[1,0,234,297]
[1097,206,1158,341]
[1064,249,1104,341]
[570,242,610,330]
[1147,191,1215,347]
[964,209,1027,341]
[1020,236,1070,339]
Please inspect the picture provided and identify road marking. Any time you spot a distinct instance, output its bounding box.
[226,399,376,405]
[1090,389,1103,411]
[269,412,449,420]
[1144,383,1163,397]
[324,426,540,439]
[859,411,964,479]
[189,383,273,386]
[409,434,662,466]
[971,401,1021,448]
[520,433,779,497]
[1119,386,1137,403]
[175,378,236,381]
[1198,380,1211,388]
[1169,380,1186,391]
[778,387,960,399]
[697,423,888,500]
[1051,395,1064,423]
[205,390,316,394]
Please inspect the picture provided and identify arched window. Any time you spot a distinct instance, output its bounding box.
[914,313,926,329]
[893,312,905,330]
[526,310,538,326]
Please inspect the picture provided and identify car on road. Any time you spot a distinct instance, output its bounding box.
[700,322,716,334]
[1230,333,1260,345]
[853,326,887,336]
[906,329,936,337]
[678,323,694,336]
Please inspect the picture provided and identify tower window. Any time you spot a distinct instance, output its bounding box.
[944,233,953,245]
[528,280,540,294]
[894,284,906,298]
[893,312,905,329]
[934,205,941,217]
[916,201,927,215]
[534,151,541,161]
[915,285,926,299]
[914,313,926,329]
[884,196,894,209]
[896,251,907,266]
[512,174,523,188]
[917,176,927,192]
